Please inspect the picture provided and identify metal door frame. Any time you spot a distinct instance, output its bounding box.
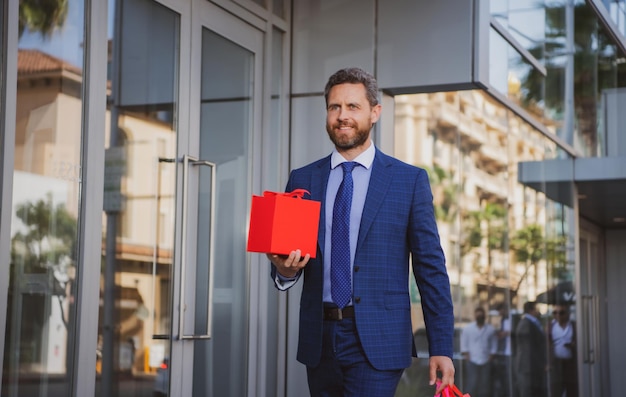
[168,1,265,395]
[577,218,608,397]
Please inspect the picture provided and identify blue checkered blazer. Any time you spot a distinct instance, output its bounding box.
[273,148,454,370]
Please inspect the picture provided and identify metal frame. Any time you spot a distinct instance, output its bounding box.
[484,83,581,158]
[586,0,626,56]
[0,0,18,387]
[179,3,265,395]
[490,17,548,77]
[70,0,109,395]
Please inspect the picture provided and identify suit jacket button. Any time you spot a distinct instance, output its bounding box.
[354,297,361,304]
[354,266,360,272]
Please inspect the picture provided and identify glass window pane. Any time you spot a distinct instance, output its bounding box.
[607,0,626,37]
[273,0,285,18]
[249,0,266,8]
[3,1,84,396]
[570,5,626,157]
[192,28,252,397]
[291,0,375,94]
[492,1,626,157]
[96,1,180,396]
[393,90,572,397]
[490,29,546,121]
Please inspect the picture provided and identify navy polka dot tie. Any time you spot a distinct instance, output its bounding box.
[331,161,357,309]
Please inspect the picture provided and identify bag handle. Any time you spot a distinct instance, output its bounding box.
[263,189,310,199]
[435,380,470,397]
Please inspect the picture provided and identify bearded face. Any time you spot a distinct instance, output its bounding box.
[325,83,380,154]
[326,118,371,150]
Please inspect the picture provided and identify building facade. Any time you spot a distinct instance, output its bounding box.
[0,0,625,396]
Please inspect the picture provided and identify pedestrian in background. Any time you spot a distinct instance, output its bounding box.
[461,307,496,397]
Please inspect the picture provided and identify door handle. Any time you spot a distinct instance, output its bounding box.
[581,294,595,364]
[152,157,176,340]
[179,154,216,340]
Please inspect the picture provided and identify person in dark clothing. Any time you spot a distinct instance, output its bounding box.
[514,301,547,397]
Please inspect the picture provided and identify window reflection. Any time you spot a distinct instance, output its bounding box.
[492,0,626,157]
[97,1,180,396]
[3,1,83,396]
[393,90,574,397]
[606,0,626,37]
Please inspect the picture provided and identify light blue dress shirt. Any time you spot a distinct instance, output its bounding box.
[274,142,375,296]
[322,143,374,303]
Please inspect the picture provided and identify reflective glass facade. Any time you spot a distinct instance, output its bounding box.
[394,91,575,397]
[491,0,626,157]
[3,0,84,395]
[0,1,625,396]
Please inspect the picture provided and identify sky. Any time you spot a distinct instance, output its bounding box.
[18,0,94,68]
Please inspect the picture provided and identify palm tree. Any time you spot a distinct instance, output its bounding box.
[461,202,507,284]
[424,164,459,223]
[510,224,545,294]
[519,2,626,154]
[18,0,69,38]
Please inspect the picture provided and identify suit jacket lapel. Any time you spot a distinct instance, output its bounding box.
[357,149,392,252]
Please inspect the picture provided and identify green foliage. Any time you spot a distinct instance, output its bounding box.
[10,192,77,274]
[510,224,544,264]
[424,164,458,223]
[459,201,507,288]
[18,0,69,38]
[510,224,545,292]
[519,2,626,150]
[461,202,507,255]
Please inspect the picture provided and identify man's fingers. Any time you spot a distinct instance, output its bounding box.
[268,250,310,269]
[429,356,455,394]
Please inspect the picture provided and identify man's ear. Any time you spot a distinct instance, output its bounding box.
[370,103,382,124]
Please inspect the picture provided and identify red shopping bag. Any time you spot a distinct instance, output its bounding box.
[247,189,321,258]
[435,380,470,397]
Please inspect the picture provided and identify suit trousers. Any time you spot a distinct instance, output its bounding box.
[306,316,403,397]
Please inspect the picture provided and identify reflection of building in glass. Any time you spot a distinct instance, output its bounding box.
[395,91,559,323]
[12,48,175,376]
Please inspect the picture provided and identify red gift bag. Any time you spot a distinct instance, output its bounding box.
[247,189,321,258]
[435,380,470,397]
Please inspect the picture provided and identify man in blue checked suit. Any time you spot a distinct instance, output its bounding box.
[268,67,455,396]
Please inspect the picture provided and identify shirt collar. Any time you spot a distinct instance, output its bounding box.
[331,140,375,170]
[525,314,543,330]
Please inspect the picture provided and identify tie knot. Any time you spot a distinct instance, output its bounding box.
[341,161,357,174]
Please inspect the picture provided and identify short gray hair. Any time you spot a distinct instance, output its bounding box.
[324,67,379,107]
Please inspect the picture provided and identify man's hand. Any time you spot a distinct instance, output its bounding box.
[267,250,310,278]
[429,355,455,394]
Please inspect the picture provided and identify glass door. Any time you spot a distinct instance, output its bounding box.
[168,2,263,395]
[97,0,189,395]
[578,224,608,397]
[97,0,262,395]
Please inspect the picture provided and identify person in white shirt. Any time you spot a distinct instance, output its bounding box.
[460,307,497,397]
[549,304,578,397]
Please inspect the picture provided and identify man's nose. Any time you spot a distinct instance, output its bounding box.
[337,106,348,120]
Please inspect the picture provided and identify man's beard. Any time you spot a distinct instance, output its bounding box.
[326,122,371,150]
